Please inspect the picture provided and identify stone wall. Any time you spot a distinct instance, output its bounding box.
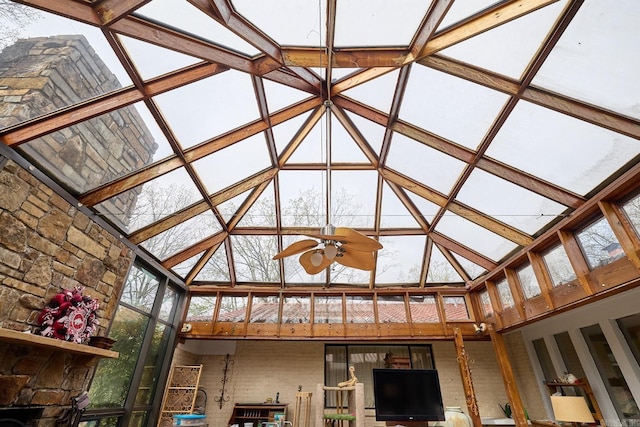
[0,35,158,228]
[0,158,134,425]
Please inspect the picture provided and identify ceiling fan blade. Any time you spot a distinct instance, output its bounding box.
[336,250,376,271]
[299,250,333,274]
[335,227,383,251]
[272,239,318,260]
[305,232,347,241]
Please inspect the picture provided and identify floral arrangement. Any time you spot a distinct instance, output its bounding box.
[38,286,100,343]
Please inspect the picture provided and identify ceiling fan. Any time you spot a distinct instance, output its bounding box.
[272,101,383,274]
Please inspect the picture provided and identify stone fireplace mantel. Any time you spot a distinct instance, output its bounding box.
[0,328,118,359]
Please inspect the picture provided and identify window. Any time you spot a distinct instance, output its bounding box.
[325,345,435,408]
[377,295,407,323]
[532,339,556,382]
[84,261,183,427]
[442,296,470,320]
[517,264,541,299]
[408,295,439,322]
[250,294,279,323]
[345,295,374,323]
[186,295,217,322]
[314,295,343,323]
[282,295,310,323]
[496,278,514,309]
[576,217,624,269]
[543,244,576,287]
[617,314,640,372]
[582,324,640,420]
[621,193,640,237]
[479,290,493,318]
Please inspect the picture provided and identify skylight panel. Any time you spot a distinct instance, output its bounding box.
[406,193,441,225]
[343,112,386,156]
[456,169,567,235]
[217,189,254,224]
[435,211,518,262]
[171,251,204,280]
[277,170,324,228]
[400,65,509,150]
[485,101,640,196]
[137,0,259,55]
[97,167,203,234]
[437,0,503,30]
[236,182,277,227]
[232,0,325,47]
[533,0,640,120]
[194,244,231,282]
[331,171,378,228]
[272,112,316,159]
[341,69,399,115]
[426,245,464,284]
[334,0,429,47]
[153,70,259,149]
[451,252,487,280]
[118,35,202,81]
[192,133,271,195]
[263,79,314,114]
[231,235,280,282]
[440,1,567,79]
[380,182,423,229]
[331,117,372,163]
[375,235,426,284]
[386,133,466,196]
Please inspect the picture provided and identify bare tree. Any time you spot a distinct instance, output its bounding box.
[0,1,41,49]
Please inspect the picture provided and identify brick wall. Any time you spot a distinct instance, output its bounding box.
[0,158,134,425]
[171,339,543,427]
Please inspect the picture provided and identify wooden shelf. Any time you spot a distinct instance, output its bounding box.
[0,328,119,358]
[228,403,287,427]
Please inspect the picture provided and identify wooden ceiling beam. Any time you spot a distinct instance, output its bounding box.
[94,0,151,25]
[162,231,228,269]
[430,232,498,272]
[18,0,101,25]
[407,0,454,61]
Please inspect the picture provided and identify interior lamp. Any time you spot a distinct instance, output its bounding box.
[551,395,595,426]
[310,251,324,267]
[324,243,338,260]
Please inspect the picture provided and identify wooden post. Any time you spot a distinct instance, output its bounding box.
[488,324,528,427]
[452,328,482,427]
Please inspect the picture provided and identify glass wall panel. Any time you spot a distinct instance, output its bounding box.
[581,324,640,420]
[282,295,311,323]
[250,295,279,323]
[621,193,640,237]
[134,323,171,406]
[442,296,470,320]
[532,338,557,382]
[497,278,514,309]
[315,296,343,323]
[377,295,407,323]
[120,264,160,313]
[576,217,624,270]
[408,295,439,322]
[543,244,576,287]
[617,314,640,370]
[186,296,217,322]
[517,264,541,299]
[480,290,494,318]
[217,295,248,322]
[345,295,374,324]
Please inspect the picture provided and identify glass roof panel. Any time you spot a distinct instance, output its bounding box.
[136,0,259,55]
[118,35,202,81]
[380,182,422,229]
[194,244,231,282]
[95,167,203,233]
[400,65,509,150]
[375,235,426,284]
[451,252,487,281]
[278,170,324,227]
[17,101,172,194]
[232,0,325,47]
[331,116,372,163]
[282,115,323,164]
[231,235,280,282]
[456,169,567,234]
[335,0,430,47]
[237,183,276,227]
[440,1,567,79]
[140,209,220,259]
[332,171,378,229]
[340,69,399,115]
[192,133,272,195]
[273,112,315,158]
[485,101,640,196]
[435,211,518,262]
[217,189,253,224]
[343,112,385,156]
[263,79,313,114]
[171,251,204,279]
[1,12,132,128]
[386,133,466,196]
[406,192,440,225]
[153,70,259,149]
[426,245,463,283]
[438,0,503,30]
[533,0,640,120]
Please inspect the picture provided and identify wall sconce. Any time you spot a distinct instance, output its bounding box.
[473,323,487,334]
[181,323,192,333]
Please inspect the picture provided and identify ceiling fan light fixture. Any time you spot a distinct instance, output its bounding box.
[324,243,338,260]
[310,251,324,267]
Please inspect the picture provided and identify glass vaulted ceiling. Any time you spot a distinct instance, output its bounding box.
[1,0,639,289]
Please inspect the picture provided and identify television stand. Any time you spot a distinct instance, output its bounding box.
[384,422,429,427]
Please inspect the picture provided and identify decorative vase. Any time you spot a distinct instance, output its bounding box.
[443,407,472,427]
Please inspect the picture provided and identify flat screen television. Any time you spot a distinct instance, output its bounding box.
[373,368,446,422]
